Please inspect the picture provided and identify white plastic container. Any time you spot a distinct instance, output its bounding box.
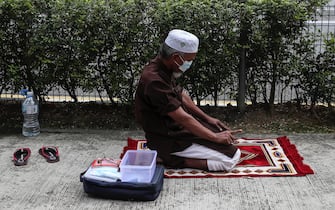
[120,150,157,183]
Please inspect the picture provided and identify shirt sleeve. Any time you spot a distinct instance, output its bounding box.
[145,80,182,115]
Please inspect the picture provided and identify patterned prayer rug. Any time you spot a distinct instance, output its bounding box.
[121,136,314,178]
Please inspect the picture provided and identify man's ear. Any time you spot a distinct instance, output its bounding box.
[171,53,179,59]
[171,53,182,64]
[166,53,176,64]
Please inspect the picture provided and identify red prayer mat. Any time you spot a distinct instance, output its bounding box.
[121,136,314,178]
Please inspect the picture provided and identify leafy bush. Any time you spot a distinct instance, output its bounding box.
[0,0,332,108]
[297,33,335,108]
[245,0,329,108]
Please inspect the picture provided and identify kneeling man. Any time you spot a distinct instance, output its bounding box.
[135,29,242,171]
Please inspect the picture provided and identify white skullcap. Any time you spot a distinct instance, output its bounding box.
[164,29,199,53]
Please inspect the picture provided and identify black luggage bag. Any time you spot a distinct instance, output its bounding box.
[80,165,164,201]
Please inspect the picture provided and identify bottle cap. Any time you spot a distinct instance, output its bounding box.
[19,89,28,96]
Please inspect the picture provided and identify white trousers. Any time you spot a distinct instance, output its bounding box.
[172,143,241,171]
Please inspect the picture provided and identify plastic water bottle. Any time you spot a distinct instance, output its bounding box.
[22,91,40,137]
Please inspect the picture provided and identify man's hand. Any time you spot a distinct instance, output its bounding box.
[168,106,243,145]
[214,129,243,145]
[207,116,230,131]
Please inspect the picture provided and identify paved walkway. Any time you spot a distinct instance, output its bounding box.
[0,130,334,210]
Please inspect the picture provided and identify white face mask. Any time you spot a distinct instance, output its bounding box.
[173,72,183,78]
[175,55,193,72]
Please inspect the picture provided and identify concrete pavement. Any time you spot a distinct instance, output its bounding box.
[0,130,334,210]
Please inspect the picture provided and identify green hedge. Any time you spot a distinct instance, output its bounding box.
[0,0,333,107]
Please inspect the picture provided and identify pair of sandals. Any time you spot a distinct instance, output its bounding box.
[13,146,60,166]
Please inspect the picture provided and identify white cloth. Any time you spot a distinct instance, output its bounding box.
[172,143,241,171]
[165,29,199,53]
